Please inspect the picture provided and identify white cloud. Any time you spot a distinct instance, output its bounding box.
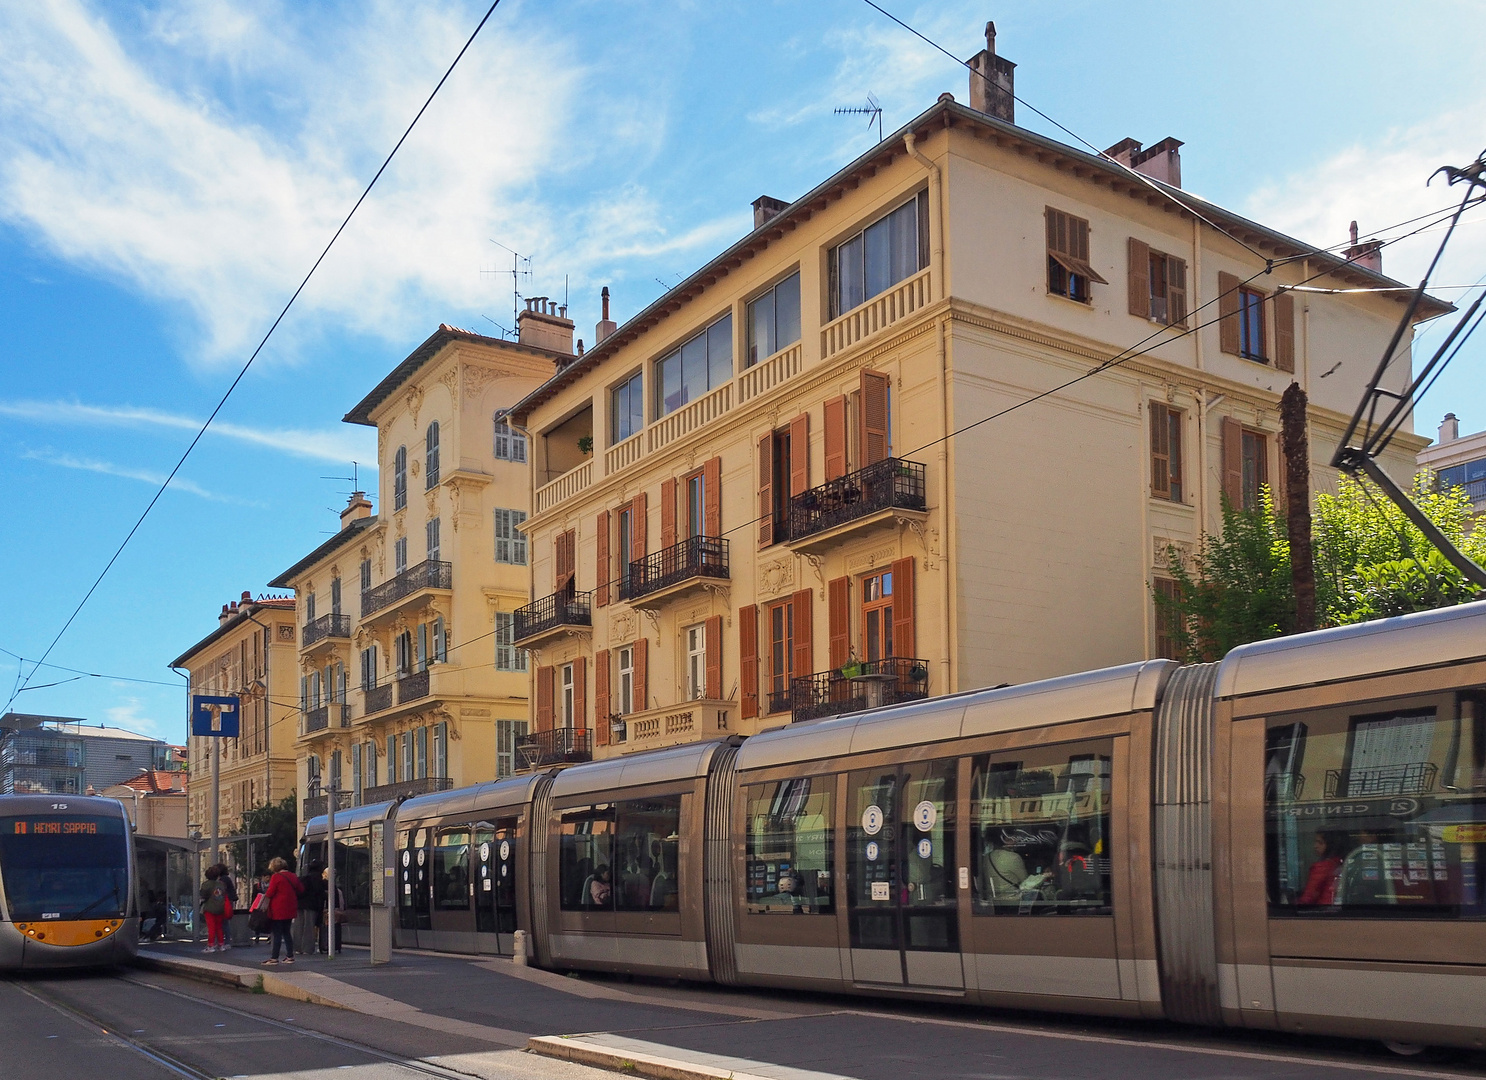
[105,698,174,742]
[21,447,255,505]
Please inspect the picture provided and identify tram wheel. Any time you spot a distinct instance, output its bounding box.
[1382,1041,1427,1057]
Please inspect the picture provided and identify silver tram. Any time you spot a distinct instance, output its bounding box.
[0,792,138,968]
[304,600,1486,1049]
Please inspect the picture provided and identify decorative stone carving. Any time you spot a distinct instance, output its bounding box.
[609,608,636,644]
[757,556,795,598]
[846,544,897,574]
[406,386,424,424]
[460,707,491,718]
[439,367,458,396]
[1154,537,1193,569]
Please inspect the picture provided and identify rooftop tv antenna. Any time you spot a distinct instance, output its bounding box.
[835,94,883,144]
[319,461,362,499]
[482,239,534,337]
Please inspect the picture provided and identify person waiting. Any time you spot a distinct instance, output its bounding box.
[1298,831,1345,906]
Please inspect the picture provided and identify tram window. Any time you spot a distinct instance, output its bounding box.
[559,806,614,911]
[745,776,834,914]
[969,745,1113,916]
[1265,690,1486,920]
[615,796,682,911]
[340,835,371,909]
[433,829,471,910]
[0,815,129,921]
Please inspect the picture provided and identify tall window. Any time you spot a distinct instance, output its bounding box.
[360,645,378,691]
[393,446,407,510]
[1045,206,1106,303]
[746,271,802,367]
[360,558,371,595]
[611,370,645,443]
[861,570,893,661]
[432,616,446,664]
[395,630,412,675]
[425,421,440,488]
[655,315,732,418]
[768,599,794,710]
[387,735,397,783]
[1242,430,1269,511]
[494,509,528,564]
[1153,578,1182,659]
[495,719,528,779]
[365,741,378,789]
[1149,402,1184,502]
[686,473,705,539]
[329,578,341,615]
[685,624,706,701]
[351,744,362,804]
[830,192,929,319]
[426,517,441,562]
[1239,287,1267,361]
[433,722,447,779]
[494,612,527,672]
[305,593,316,623]
[394,536,408,575]
[493,414,527,461]
[617,646,634,715]
[560,663,575,726]
[616,506,633,592]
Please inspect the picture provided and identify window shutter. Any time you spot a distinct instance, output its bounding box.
[859,371,890,466]
[595,650,610,745]
[1046,207,1067,255]
[789,413,810,496]
[739,605,759,719]
[631,492,648,558]
[633,637,649,713]
[1274,291,1296,373]
[1167,256,1188,327]
[661,478,677,550]
[824,395,849,480]
[1221,417,1244,508]
[1150,402,1171,499]
[535,665,553,731]
[595,510,610,607]
[1128,238,1150,319]
[891,558,916,660]
[704,615,722,700]
[572,655,587,730]
[792,588,814,681]
[704,457,722,537]
[828,576,850,670]
[1218,271,1242,355]
[757,433,774,549]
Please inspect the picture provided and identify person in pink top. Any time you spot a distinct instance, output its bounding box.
[262,857,304,965]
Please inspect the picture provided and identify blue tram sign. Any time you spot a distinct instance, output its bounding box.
[191,695,240,738]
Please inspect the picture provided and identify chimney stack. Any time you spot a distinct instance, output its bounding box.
[752,195,789,230]
[340,490,372,530]
[968,21,1015,122]
[1440,413,1459,444]
[594,286,618,345]
[1104,137,1183,188]
[516,296,575,355]
[1344,220,1384,274]
[219,603,231,626]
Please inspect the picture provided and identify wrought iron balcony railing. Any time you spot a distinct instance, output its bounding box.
[362,776,452,805]
[360,559,452,617]
[790,656,930,724]
[302,791,352,819]
[516,727,593,769]
[302,613,352,648]
[787,457,926,543]
[397,669,430,704]
[618,536,729,602]
[514,589,592,643]
[364,682,393,715]
[303,703,350,734]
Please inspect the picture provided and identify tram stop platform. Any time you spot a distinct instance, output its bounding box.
[135,942,1454,1080]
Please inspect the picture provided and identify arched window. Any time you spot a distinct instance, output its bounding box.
[425,422,440,488]
[393,446,407,510]
[493,413,527,462]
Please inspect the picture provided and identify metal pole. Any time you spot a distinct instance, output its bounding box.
[210,739,220,867]
[327,785,337,958]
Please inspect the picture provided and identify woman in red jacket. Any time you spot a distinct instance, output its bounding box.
[262,857,304,965]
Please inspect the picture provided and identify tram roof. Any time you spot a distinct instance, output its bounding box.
[0,792,130,815]
[736,660,1174,772]
[303,799,396,838]
[551,738,736,799]
[395,770,553,823]
[1216,598,1486,700]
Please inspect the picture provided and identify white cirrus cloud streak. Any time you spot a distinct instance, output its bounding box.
[20,447,255,505]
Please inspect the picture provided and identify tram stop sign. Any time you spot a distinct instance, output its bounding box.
[191,695,240,738]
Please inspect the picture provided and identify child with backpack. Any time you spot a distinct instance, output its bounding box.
[199,865,231,953]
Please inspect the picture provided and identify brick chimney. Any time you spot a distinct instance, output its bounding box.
[594,287,617,345]
[1344,220,1384,274]
[1440,413,1460,444]
[968,21,1015,122]
[1104,137,1183,188]
[219,602,232,626]
[752,196,789,230]
[340,490,372,530]
[517,297,575,355]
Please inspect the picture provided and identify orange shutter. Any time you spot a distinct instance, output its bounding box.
[704,615,722,700]
[789,413,810,496]
[1221,416,1244,508]
[1274,291,1296,373]
[594,650,610,745]
[632,491,648,557]
[1167,256,1188,326]
[792,588,814,680]
[633,637,648,713]
[535,666,553,731]
[757,433,775,549]
[828,576,850,670]
[891,557,916,660]
[860,371,890,465]
[1218,271,1241,355]
[704,456,722,537]
[824,395,848,479]
[1150,402,1171,499]
[555,530,575,592]
[1128,238,1150,319]
[572,655,587,731]
[661,478,677,550]
[739,605,759,719]
[595,510,610,607]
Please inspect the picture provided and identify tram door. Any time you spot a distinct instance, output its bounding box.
[396,827,432,945]
[846,760,962,988]
[430,826,476,951]
[473,818,519,954]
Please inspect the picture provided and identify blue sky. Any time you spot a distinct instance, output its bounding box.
[3,0,1485,745]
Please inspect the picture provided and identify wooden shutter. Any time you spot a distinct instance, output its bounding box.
[1128,238,1150,319]
[1218,271,1242,355]
[1221,417,1244,507]
[860,371,890,465]
[660,478,677,550]
[572,655,587,730]
[633,637,648,712]
[1167,256,1188,327]
[789,413,810,496]
[757,433,775,549]
[535,666,553,731]
[1150,402,1171,499]
[631,491,647,557]
[555,529,575,592]
[704,615,722,700]
[824,395,848,479]
[704,456,722,537]
[891,558,916,660]
[1046,207,1068,256]
[595,510,610,607]
[1274,291,1296,373]
[828,576,850,670]
[739,605,759,719]
[594,650,610,746]
[792,588,814,680]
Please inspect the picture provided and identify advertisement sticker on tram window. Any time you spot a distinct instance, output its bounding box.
[402,850,411,867]
[499,840,510,861]
[917,839,933,860]
[417,850,426,867]
[862,805,884,836]
[870,881,891,901]
[1443,824,1486,843]
[866,841,879,862]
[483,880,491,891]
[480,843,490,862]
[914,801,936,832]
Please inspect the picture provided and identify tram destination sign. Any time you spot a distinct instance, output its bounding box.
[191,695,240,738]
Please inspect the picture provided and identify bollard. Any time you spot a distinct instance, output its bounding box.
[512,929,528,966]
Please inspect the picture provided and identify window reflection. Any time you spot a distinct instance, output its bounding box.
[433,829,470,911]
[746,776,833,914]
[559,796,683,912]
[655,316,732,418]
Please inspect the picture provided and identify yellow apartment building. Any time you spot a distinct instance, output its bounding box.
[505,29,1444,765]
[269,322,563,828]
[171,593,300,833]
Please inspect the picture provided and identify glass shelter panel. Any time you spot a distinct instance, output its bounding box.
[745,776,834,914]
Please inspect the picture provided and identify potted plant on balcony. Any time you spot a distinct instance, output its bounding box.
[609,714,627,743]
[909,662,929,683]
[577,435,594,455]
[840,659,864,680]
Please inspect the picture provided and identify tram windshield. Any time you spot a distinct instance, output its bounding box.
[0,815,129,921]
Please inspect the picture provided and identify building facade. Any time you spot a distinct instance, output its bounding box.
[507,31,1439,765]
[1418,412,1486,516]
[171,593,300,836]
[102,769,188,837]
[268,323,561,828]
[0,713,174,795]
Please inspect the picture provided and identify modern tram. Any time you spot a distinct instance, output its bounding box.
[0,793,138,969]
[304,600,1486,1050]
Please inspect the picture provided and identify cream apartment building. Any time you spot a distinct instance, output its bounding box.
[506,29,1443,764]
[269,322,560,827]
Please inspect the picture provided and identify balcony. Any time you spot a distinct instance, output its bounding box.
[302,613,352,650]
[513,589,593,648]
[790,657,930,724]
[535,460,593,514]
[360,559,452,619]
[786,458,926,552]
[397,669,430,705]
[363,776,453,805]
[302,791,352,819]
[303,703,350,735]
[820,267,931,360]
[619,536,729,607]
[613,700,730,750]
[516,727,593,769]
[364,682,393,715]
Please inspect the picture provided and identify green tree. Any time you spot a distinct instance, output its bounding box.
[227,793,299,877]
